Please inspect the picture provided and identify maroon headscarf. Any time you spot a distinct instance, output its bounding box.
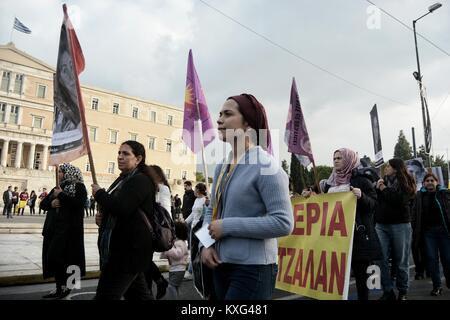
[227,94,272,154]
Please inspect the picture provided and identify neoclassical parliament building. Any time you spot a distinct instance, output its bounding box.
[0,42,196,195]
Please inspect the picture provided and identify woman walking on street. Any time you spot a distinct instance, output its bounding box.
[92,140,156,300]
[375,158,416,300]
[40,163,86,299]
[412,173,450,296]
[201,93,293,300]
[303,148,382,300]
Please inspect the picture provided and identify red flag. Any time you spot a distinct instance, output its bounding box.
[49,4,89,165]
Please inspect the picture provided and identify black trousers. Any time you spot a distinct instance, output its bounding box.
[412,241,428,276]
[352,260,370,300]
[95,266,153,300]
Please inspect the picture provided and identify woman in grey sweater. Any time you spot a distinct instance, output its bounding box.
[201,94,294,300]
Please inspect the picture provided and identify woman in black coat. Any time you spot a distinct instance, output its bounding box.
[324,148,381,300]
[303,148,381,300]
[40,163,87,299]
[375,158,416,300]
[92,140,156,300]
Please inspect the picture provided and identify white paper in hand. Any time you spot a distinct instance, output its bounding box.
[195,223,216,248]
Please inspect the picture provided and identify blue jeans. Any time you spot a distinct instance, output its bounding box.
[423,226,450,288]
[376,223,412,293]
[212,263,278,300]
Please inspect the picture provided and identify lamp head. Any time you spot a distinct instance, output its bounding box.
[413,71,421,81]
[428,3,442,13]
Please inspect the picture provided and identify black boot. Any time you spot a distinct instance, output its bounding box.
[42,287,62,299]
[430,287,443,296]
[397,291,408,300]
[378,290,396,300]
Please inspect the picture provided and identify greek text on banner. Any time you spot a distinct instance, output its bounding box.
[276,192,356,300]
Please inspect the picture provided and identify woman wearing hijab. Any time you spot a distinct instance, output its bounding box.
[308,148,381,300]
[375,158,416,300]
[92,141,156,300]
[40,163,87,299]
[201,94,293,300]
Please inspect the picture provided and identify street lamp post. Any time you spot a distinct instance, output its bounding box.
[412,2,442,167]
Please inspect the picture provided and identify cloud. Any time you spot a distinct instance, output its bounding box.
[1,0,449,167]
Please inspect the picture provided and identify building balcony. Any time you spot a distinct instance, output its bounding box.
[0,122,51,136]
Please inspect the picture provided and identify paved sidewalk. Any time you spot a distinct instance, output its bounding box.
[0,214,169,286]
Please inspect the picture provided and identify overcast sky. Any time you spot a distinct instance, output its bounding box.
[1,0,449,168]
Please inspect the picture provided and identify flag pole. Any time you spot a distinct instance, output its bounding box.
[10,17,15,43]
[312,162,321,194]
[55,165,60,187]
[196,98,209,191]
[80,110,97,185]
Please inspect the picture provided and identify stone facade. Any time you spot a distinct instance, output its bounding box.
[0,42,195,197]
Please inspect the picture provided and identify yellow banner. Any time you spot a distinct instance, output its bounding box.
[276,192,357,300]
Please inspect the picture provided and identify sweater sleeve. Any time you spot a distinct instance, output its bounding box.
[163,240,187,261]
[221,169,294,239]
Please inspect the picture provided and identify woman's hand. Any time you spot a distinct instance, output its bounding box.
[91,184,102,196]
[95,211,102,227]
[208,220,223,240]
[301,188,316,198]
[51,199,61,208]
[53,187,62,197]
[350,186,362,199]
[376,179,386,191]
[201,247,221,269]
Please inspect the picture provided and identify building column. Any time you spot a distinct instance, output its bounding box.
[1,139,9,167]
[41,145,49,171]
[27,143,36,169]
[14,141,23,168]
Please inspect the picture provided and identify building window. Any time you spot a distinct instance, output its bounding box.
[34,152,42,170]
[10,105,19,124]
[109,130,118,144]
[150,111,156,122]
[85,161,91,172]
[132,107,138,119]
[182,171,187,180]
[165,169,171,180]
[13,74,23,94]
[1,71,11,92]
[0,103,6,122]
[108,162,115,174]
[32,116,43,129]
[182,144,188,155]
[167,115,173,126]
[165,139,172,152]
[89,127,97,142]
[91,98,99,110]
[112,103,119,114]
[148,137,156,150]
[37,84,46,98]
[129,133,137,141]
